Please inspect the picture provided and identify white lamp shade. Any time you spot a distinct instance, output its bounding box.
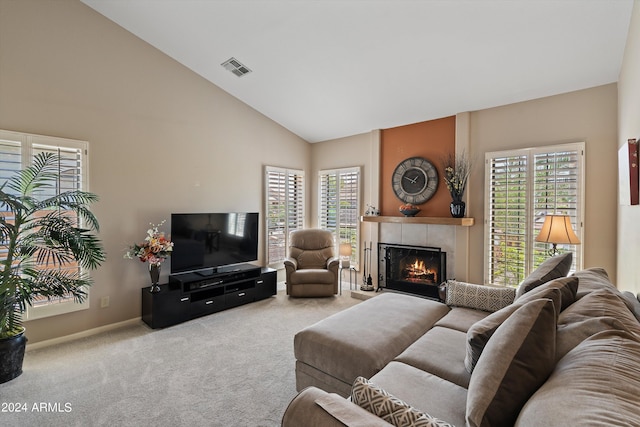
[339,243,353,257]
[535,215,581,245]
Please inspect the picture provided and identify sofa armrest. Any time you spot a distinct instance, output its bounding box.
[282,386,393,427]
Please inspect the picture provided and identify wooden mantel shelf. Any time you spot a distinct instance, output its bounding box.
[360,215,475,227]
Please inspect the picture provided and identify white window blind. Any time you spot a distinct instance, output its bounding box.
[265,166,304,265]
[319,167,361,268]
[0,130,89,320]
[485,143,584,286]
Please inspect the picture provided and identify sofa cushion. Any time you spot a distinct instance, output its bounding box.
[515,330,640,427]
[351,377,454,427]
[466,298,557,427]
[294,293,450,391]
[434,307,490,333]
[622,291,640,321]
[370,361,468,427]
[556,316,627,361]
[516,276,579,314]
[559,288,640,336]
[394,326,471,388]
[570,267,614,297]
[515,252,572,299]
[445,280,515,313]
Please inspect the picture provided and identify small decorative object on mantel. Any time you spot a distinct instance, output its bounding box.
[442,151,471,218]
[399,204,421,217]
[124,221,174,293]
[365,204,380,216]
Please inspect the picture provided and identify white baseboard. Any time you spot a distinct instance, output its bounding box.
[26,317,142,352]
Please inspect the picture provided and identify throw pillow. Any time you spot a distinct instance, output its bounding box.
[466,298,557,427]
[351,376,454,427]
[464,302,522,373]
[515,252,572,299]
[445,280,515,313]
[516,276,579,314]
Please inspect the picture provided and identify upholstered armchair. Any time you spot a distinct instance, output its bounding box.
[284,229,339,297]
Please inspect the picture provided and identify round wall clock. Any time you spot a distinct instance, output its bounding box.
[391,157,439,205]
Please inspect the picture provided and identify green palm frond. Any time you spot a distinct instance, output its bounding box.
[0,152,105,339]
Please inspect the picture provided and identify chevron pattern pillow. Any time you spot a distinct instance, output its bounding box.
[445,280,515,313]
[351,376,454,427]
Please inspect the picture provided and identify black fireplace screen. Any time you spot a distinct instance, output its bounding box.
[379,243,446,299]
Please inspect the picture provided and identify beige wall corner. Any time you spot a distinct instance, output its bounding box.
[617,0,640,293]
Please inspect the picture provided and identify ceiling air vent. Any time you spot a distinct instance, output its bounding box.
[221,57,252,77]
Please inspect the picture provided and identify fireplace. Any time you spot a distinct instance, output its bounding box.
[378,243,446,300]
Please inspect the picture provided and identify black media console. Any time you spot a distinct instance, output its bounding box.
[141,265,277,329]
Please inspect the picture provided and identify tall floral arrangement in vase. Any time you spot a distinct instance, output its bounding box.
[442,152,471,218]
[125,221,173,292]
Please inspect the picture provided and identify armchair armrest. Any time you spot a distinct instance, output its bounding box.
[284,257,298,273]
[327,256,340,272]
[282,386,393,427]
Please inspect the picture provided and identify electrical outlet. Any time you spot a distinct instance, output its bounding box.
[100,296,110,308]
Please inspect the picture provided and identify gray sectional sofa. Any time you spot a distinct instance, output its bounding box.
[282,254,640,426]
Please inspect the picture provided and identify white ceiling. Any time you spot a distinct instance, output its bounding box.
[81,0,633,143]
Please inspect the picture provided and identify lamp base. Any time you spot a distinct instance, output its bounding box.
[546,243,559,257]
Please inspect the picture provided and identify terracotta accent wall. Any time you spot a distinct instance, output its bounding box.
[380,116,456,216]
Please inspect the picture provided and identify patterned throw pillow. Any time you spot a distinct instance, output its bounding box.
[445,280,515,313]
[351,377,454,427]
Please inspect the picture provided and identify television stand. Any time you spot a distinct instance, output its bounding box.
[141,265,277,329]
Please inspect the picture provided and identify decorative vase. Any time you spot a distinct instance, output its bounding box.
[450,200,466,218]
[0,328,27,384]
[149,263,161,293]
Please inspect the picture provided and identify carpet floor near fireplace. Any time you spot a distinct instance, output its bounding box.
[1,290,360,427]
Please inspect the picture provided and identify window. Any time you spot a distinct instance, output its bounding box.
[319,167,361,268]
[265,166,304,266]
[0,129,89,320]
[484,143,584,286]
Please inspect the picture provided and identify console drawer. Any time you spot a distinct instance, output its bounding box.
[225,288,255,308]
[190,295,225,317]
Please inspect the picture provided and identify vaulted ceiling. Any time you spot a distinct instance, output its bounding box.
[81,0,634,143]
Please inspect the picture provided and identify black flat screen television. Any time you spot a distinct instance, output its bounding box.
[170,212,259,274]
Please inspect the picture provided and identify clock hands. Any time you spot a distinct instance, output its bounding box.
[404,175,419,184]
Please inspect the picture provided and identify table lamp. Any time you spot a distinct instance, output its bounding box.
[535,214,580,256]
[339,243,352,268]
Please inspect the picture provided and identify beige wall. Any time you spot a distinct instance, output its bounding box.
[617,0,640,294]
[0,0,310,343]
[467,84,619,284]
[314,86,619,287]
[310,131,378,271]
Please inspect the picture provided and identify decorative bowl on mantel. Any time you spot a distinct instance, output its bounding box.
[399,204,421,217]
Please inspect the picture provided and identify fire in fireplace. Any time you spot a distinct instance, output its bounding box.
[378,243,446,300]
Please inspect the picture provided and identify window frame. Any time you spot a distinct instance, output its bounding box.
[318,166,361,269]
[484,142,585,285]
[0,129,90,320]
[264,166,305,267]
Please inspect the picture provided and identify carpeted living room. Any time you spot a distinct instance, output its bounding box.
[1,1,640,426]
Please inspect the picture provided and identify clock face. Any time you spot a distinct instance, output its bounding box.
[392,157,439,205]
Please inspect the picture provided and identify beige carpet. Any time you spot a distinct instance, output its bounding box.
[1,290,361,427]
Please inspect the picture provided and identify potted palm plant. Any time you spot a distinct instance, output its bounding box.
[0,152,105,383]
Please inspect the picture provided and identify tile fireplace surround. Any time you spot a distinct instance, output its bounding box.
[378,222,457,284]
